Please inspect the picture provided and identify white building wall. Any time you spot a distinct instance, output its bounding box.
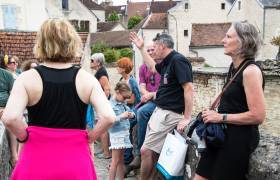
[111,24,125,31]
[168,0,230,58]
[192,47,231,67]
[0,0,47,31]
[0,0,97,32]
[227,0,280,60]
[46,0,97,33]
[263,8,280,60]
[92,10,105,22]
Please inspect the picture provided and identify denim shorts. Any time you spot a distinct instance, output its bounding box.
[109,130,133,150]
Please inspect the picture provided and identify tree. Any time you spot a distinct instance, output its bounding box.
[271,35,280,60]
[119,48,133,59]
[128,15,144,29]
[107,11,119,22]
[91,42,108,54]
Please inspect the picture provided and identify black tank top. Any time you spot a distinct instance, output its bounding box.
[218,59,265,114]
[27,65,87,129]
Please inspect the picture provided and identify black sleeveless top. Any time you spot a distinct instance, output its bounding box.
[218,60,265,114]
[27,65,88,129]
[95,66,109,81]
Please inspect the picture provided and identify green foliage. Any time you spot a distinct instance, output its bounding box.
[91,42,133,63]
[128,15,144,29]
[104,49,117,63]
[271,35,280,46]
[107,11,120,22]
[91,42,108,54]
[119,48,133,58]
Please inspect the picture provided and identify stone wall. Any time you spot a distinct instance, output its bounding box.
[0,122,11,180]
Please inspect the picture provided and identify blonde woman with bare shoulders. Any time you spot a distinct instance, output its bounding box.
[1,19,115,180]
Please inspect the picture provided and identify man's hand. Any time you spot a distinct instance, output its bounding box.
[140,92,153,103]
[130,32,144,49]
[177,118,191,134]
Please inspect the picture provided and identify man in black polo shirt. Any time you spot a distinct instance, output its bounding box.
[130,32,194,179]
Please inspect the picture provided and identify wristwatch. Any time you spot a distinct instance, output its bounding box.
[222,114,227,123]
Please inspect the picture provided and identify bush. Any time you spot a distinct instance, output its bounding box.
[128,15,144,29]
[91,42,108,54]
[107,11,120,22]
[104,49,117,63]
[119,48,133,59]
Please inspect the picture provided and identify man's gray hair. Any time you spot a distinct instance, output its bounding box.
[153,33,174,49]
[233,21,262,59]
[91,53,105,66]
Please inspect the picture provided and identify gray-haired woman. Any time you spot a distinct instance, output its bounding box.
[90,53,112,159]
[195,21,265,180]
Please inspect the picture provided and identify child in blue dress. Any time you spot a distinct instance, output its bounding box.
[109,82,134,179]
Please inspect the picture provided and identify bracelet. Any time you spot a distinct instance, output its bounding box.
[222,114,227,123]
[16,130,29,143]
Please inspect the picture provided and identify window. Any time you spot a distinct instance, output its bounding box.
[2,5,17,30]
[238,1,241,10]
[184,30,188,36]
[62,0,69,10]
[185,3,189,9]
[221,3,225,10]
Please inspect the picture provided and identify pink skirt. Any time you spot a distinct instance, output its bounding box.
[11,126,97,180]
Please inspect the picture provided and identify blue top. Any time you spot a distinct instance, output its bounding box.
[109,98,132,134]
[128,75,141,108]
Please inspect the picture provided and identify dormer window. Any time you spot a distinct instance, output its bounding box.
[185,3,189,9]
[62,0,69,10]
[238,1,241,10]
[221,3,225,10]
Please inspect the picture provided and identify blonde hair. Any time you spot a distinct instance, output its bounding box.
[33,19,82,62]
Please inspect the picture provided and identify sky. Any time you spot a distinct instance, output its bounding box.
[98,0,170,6]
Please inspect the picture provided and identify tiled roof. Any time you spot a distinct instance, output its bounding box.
[90,30,132,48]
[150,1,177,13]
[0,31,88,64]
[80,0,104,10]
[190,23,231,47]
[142,13,167,29]
[97,21,124,32]
[127,2,149,18]
[104,5,126,18]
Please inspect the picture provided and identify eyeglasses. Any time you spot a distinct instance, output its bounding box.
[123,95,131,100]
[90,59,94,63]
[8,61,16,65]
[147,49,154,53]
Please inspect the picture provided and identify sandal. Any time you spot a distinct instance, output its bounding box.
[95,153,111,159]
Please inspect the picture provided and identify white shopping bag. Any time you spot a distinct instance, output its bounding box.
[156,130,188,178]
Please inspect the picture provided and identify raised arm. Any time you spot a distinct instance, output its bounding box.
[130,32,156,72]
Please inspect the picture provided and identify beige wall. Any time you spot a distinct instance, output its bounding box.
[46,0,97,33]
[111,24,126,31]
[0,0,47,31]
[227,0,280,61]
[168,0,230,58]
[263,9,280,60]
[92,10,105,22]
[192,47,231,67]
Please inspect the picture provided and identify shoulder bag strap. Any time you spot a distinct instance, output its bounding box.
[210,60,251,110]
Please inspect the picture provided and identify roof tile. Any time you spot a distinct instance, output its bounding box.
[190,23,231,47]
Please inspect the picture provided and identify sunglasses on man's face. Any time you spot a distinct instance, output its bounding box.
[90,59,94,63]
